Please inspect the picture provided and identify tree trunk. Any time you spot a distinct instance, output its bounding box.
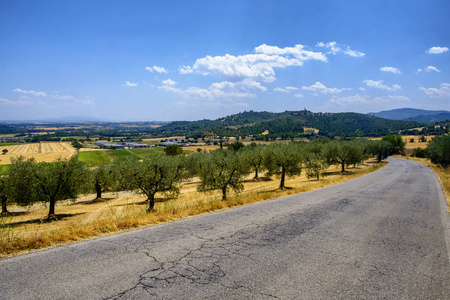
[48,197,56,217]
[147,195,155,212]
[279,167,286,189]
[341,163,345,172]
[254,168,259,179]
[95,183,102,199]
[1,197,8,214]
[222,187,227,200]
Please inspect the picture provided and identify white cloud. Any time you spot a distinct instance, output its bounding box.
[344,47,365,57]
[145,66,168,74]
[425,66,440,72]
[419,83,450,98]
[363,80,401,91]
[359,87,366,91]
[427,47,449,54]
[51,93,95,106]
[274,86,299,93]
[179,43,327,82]
[329,94,409,106]
[380,66,401,74]
[159,78,265,100]
[317,42,365,57]
[0,97,33,105]
[13,88,47,97]
[124,81,138,87]
[293,93,304,98]
[162,79,177,86]
[301,81,349,93]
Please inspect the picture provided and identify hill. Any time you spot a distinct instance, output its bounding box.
[152,110,422,139]
[368,108,450,122]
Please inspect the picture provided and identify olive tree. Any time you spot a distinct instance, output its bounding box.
[242,143,265,180]
[323,140,363,172]
[367,140,390,163]
[197,150,250,200]
[34,156,88,218]
[117,153,184,211]
[90,164,115,199]
[427,134,450,168]
[5,156,39,209]
[263,143,304,189]
[0,177,9,214]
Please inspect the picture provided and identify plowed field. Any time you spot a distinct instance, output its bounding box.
[0,142,76,165]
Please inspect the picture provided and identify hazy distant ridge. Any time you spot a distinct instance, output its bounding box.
[368,108,450,122]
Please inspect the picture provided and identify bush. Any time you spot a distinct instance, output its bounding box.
[427,134,450,168]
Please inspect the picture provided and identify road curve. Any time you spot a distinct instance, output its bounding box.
[1,158,450,299]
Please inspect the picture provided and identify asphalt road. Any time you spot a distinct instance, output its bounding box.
[1,158,450,299]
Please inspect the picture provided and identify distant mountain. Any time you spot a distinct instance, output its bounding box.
[402,112,450,123]
[39,116,114,123]
[368,108,450,122]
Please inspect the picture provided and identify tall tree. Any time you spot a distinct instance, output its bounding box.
[367,140,390,163]
[382,135,406,155]
[242,143,265,179]
[164,144,183,156]
[197,150,250,200]
[117,153,184,211]
[427,134,450,168]
[34,156,88,218]
[90,164,115,199]
[5,156,38,209]
[263,143,304,189]
[323,140,362,172]
[0,176,9,214]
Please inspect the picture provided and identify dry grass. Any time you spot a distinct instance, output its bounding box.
[394,155,450,212]
[0,160,386,258]
[0,142,76,165]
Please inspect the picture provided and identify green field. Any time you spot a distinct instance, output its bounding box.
[129,147,165,157]
[105,149,141,161]
[77,151,112,166]
[0,165,9,175]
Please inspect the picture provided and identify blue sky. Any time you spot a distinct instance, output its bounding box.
[1,0,449,121]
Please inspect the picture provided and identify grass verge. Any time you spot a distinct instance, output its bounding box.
[0,161,386,258]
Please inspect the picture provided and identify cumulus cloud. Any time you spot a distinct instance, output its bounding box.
[417,66,441,73]
[380,66,401,74]
[0,97,33,105]
[301,81,349,94]
[419,83,450,98]
[159,78,266,100]
[427,47,449,54]
[274,86,299,93]
[363,80,401,91]
[179,43,328,82]
[146,66,168,73]
[13,88,47,97]
[316,41,365,57]
[124,81,138,87]
[293,93,304,98]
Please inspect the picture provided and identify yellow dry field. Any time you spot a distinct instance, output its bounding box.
[403,135,435,150]
[0,142,76,165]
[1,160,385,257]
[182,145,221,152]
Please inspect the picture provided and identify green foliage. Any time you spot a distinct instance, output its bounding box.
[116,153,184,211]
[6,156,38,207]
[242,143,265,179]
[71,140,83,149]
[34,156,89,217]
[263,143,304,189]
[227,141,245,152]
[427,134,450,167]
[381,135,406,155]
[1,149,7,155]
[0,177,9,214]
[90,164,115,199]
[304,143,328,180]
[197,150,250,200]
[411,147,428,158]
[367,140,390,162]
[0,165,9,175]
[323,140,364,172]
[164,144,183,156]
[77,151,112,166]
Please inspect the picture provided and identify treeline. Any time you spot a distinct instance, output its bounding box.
[411,134,450,168]
[0,139,393,218]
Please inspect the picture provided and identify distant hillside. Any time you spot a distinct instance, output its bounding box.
[153,110,422,138]
[402,113,450,123]
[368,108,450,122]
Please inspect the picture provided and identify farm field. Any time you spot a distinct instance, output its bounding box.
[0,160,386,257]
[0,142,76,165]
[402,135,435,150]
